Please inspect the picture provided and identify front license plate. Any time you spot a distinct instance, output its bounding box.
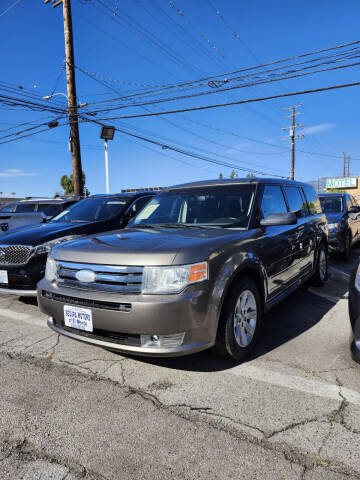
[64,305,93,332]
[0,270,8,284]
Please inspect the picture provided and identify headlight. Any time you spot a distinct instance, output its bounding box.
[45,257,58,282]
[34,235,81,256]
[142,262,208,294]
[328,223,341,232]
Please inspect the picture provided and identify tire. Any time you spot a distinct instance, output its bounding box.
[311,243,328,286]
[340,231,351,261]
[213,277,262,361]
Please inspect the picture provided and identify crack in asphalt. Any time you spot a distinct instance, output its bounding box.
[1,350,360,478]
[1,437,109,480]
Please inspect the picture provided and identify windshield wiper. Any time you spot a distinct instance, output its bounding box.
[134,223,156,228]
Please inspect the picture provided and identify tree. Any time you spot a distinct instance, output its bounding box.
[60,171,89,196]
[219,173,223,179]
[229,169,238,179]
[246,173,256,178]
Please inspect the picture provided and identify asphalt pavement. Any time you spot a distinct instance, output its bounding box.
[0,250,359,479]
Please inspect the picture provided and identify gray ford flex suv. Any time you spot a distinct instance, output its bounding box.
[38,178,328,361]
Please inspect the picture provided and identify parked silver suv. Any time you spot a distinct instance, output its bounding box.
[37,178,328,360]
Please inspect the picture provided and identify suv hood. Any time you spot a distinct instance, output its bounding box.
[52,227,256,266]
[324,212,344,224]
[0,221,94,247]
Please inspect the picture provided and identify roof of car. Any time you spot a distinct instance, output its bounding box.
[18,197,78,204]
[318,192,347,197]
[167,178,309,190]
[89,191,156,198]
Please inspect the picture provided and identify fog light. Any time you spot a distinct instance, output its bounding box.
[140,333,185,348]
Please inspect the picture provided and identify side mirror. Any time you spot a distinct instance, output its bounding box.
[349,205,360,213]
[260,212,297,227]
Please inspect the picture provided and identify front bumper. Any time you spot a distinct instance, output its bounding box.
[328,230,346,253]
[0,254,47,296]
[37,278,216,357]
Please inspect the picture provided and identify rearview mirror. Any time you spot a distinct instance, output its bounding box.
[260,212,297,227]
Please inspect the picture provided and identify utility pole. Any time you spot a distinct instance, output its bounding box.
[282,105,304,180]
[343,152,351,177]
[44,0,83,196]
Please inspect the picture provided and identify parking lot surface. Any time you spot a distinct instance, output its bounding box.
[0,251,360,479]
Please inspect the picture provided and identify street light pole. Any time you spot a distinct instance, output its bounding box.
[104,139,109,194]
[100,126,115,194]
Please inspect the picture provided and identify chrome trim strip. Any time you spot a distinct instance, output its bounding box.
[57,278,142,293]
[0,287,37,296]
[57,261,143,274]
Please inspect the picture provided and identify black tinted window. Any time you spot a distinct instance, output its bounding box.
[0,202,17,213]
[319,196,343,213]
[51,197,128,223]
[41,204,63,217]
[15,203,36,213]
[303,186,322,215]
[129,196,152,215]
[284,187,308,218]
[261,185,287,220]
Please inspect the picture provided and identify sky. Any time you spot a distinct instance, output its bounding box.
[1,0,360,197]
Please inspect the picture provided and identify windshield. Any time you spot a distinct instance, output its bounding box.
[0,202,17,213]
[130,185,256,228]
[319,196,343,213]
[50,197,128,223]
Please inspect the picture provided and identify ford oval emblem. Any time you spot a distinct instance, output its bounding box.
[75,269,96,283]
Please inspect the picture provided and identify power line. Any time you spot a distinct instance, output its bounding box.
[0,0,21,17]
[96,80,360,120]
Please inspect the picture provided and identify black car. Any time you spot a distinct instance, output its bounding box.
[0,192,155,296]
[0,197,79,234]
[38,178,328,360]
[348,263,360,363]
[319,192,360,259]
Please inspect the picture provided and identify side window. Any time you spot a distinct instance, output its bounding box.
[41,204,63,217]
[261,185,288,220]
[303,185,322,215]
[128,196,152,217]
[283,187,308,218]
[15,203,36,213]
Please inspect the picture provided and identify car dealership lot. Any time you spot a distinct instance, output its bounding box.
[0,254,359,479]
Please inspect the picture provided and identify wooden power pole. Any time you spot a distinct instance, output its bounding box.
[282,105,304,180]
[45,0,83,196]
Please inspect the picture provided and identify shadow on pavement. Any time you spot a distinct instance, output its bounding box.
[124,281,347,373]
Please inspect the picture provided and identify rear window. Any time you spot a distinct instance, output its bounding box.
[303,185,322,215]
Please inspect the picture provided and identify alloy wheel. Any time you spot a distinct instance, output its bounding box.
[233,289,257,347]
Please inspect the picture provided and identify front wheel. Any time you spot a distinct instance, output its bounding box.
[311,244,328,286]
[213,277,262,361]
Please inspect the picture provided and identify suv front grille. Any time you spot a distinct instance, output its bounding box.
[42,290,132,312]
[56,261,143,294]
[0,245,32,265]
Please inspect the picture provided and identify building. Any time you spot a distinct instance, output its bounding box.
[324,177,360,196]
